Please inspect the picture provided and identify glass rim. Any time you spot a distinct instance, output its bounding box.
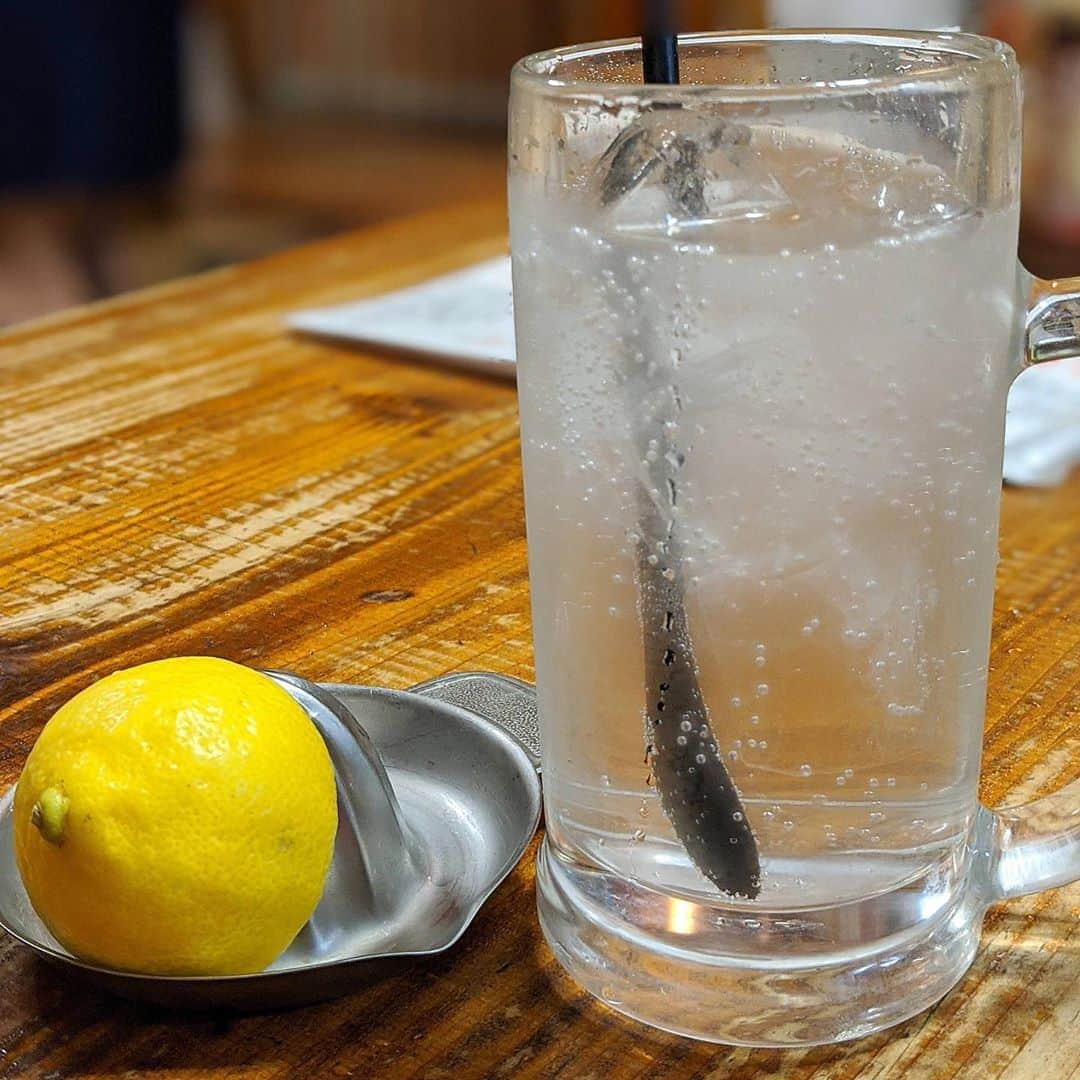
[512,29,1016,100]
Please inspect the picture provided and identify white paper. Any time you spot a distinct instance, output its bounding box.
[289,254,1077,487]
[288,256,516,378]
[1004,357,1080,487]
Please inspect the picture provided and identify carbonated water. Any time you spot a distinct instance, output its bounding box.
[511,122,1021,909]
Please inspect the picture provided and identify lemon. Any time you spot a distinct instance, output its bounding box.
[13,657,337,976]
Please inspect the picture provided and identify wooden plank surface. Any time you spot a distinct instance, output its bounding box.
[0,201,1076,1079]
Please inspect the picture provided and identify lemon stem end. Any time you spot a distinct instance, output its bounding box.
[31,787,70,846]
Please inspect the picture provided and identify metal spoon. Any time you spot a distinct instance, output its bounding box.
[598,40,761,898]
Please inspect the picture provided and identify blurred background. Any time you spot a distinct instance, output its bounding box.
[1,0,1078,326]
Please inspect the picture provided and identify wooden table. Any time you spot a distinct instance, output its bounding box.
[0,202,1076,1079]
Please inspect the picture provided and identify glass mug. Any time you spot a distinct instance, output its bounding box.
[508,31,1080,1046]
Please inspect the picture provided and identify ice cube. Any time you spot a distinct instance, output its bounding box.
[589,107,797,236]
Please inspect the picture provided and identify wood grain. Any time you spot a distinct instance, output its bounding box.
[0,201,1076,1079]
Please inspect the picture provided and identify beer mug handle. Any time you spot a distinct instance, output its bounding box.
[974,276,1080,904]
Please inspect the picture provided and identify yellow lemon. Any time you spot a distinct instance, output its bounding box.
[13,657,337,976]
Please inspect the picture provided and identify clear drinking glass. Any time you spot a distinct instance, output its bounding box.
[508,31,1080,1046]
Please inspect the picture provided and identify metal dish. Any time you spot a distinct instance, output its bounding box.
[0,672,541,1010]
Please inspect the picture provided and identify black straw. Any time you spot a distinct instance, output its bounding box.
[642,0,679,85]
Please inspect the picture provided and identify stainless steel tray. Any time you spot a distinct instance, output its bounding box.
[0,672,540,1010]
